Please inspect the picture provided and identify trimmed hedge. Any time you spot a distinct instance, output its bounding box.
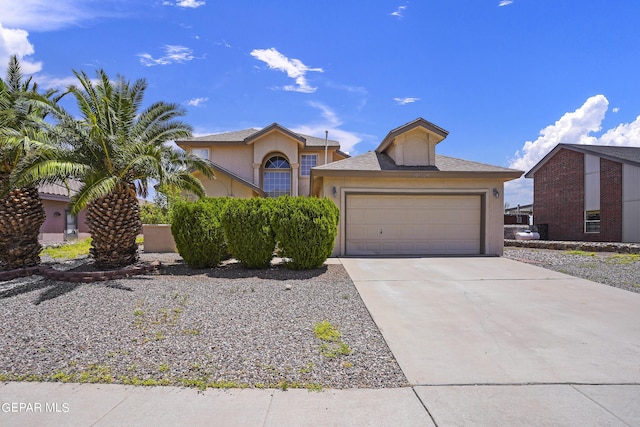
[272,196,339,270]
[222,198,276,269]
[171,198,229,268]
[171,196,339,270]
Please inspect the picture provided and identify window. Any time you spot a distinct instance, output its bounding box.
[263,155,291,197]
[300,154,317,176]
[191,148,209,160]
[585,210,600,233]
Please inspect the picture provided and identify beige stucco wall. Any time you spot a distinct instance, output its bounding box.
[316,175,507,257]
[185,134,344,199]
[142,224,177,253]
[197,172,255,198]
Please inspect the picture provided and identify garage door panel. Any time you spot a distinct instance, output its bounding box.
[346,194,482,256]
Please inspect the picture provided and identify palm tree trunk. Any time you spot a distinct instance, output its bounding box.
[86,184,141,268]
[0,185,45,270]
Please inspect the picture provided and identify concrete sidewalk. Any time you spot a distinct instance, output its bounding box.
[2,381,638,426]
[0,382,431,427]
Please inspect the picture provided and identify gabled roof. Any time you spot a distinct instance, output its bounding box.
[244,123,305,146]
[312,151,522,179]
[177,125,341,148]
[376,117,449,154]
[525,143,640,178]
[208,161,265,196]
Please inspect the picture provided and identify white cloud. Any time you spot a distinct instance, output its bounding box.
[612,107,620,113]
[0,0,120,31]
[391,5,407,17]
[394,97,420,105]
[138,45,194,66]
[499,0,514,6]
[185,97,208,107]
[291,102,364,154]
[0,22,42,75]
[164,0,206,8]
[505,94,640,205]
[32,74,79,90]
[250,48,323,94]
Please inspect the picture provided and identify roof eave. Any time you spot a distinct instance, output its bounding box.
[376,118,450,153]
[311,169,523,180]
[244,123,306,146]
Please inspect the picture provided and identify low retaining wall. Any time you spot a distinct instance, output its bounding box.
[0,261,161,283]
[504,239,640,254]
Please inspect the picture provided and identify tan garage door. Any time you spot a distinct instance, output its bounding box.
[346,194,482,255]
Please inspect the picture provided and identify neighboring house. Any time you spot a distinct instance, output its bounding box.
[504,203,532,225]
[525,143,640,243]
[38,181,89,244]
[310,118,522,256]
[176,123,349,198]
[505,204,533,215]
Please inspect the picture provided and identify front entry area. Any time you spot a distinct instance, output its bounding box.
[345,194,482,256]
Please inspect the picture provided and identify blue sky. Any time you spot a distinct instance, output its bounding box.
[1,0,639,206]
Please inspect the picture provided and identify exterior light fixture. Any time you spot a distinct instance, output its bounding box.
[332,186,337,197]
[492,188,500,199]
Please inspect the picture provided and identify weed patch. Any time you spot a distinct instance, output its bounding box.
[313,320,352,359]
[41,238,92,260]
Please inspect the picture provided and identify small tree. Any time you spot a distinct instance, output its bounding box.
[140,185,185,224]
[0,55,58,270]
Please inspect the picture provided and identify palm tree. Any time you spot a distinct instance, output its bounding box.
[0,55,56,270]
[14,69,213,268]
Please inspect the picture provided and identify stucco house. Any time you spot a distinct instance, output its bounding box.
[38,181,89,244]
[180,118,522,257]
[176,123,349,198]
[525,143,640,243]
[310,118,522,256]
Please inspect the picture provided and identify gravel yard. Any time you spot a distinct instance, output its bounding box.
[3,247,638,391]
[0,254,407,390]
[504,247,640,294]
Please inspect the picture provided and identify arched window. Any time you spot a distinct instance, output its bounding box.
[263,155,291,197]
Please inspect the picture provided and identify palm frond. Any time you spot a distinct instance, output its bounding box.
[69,175,119,215]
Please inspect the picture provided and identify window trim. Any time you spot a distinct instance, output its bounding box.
[263,155,291,198]
[191,148,210,160]
[300,154,317,177]
[585,210,601,233]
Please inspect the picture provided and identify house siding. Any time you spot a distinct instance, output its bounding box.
[533,149,623,242]
[533,149,585,240]
[600,158,622,242]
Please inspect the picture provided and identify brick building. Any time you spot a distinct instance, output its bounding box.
[525,144,640,243]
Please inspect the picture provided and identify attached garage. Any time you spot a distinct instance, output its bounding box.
[310,118,523,257]
[345,193,482,255]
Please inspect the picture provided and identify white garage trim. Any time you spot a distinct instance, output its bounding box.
[341,189,487,256]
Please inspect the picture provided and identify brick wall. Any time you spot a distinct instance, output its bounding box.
[533,149,585,240]
[599,158,622,241]
[533,148,623,242]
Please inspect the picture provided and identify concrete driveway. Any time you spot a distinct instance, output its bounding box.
[340,257,640,426]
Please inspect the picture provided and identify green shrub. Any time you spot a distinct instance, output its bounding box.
[221,198,276,269]
[140,185,186,225]
[272,196,339,270]
[171,198,229,268]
